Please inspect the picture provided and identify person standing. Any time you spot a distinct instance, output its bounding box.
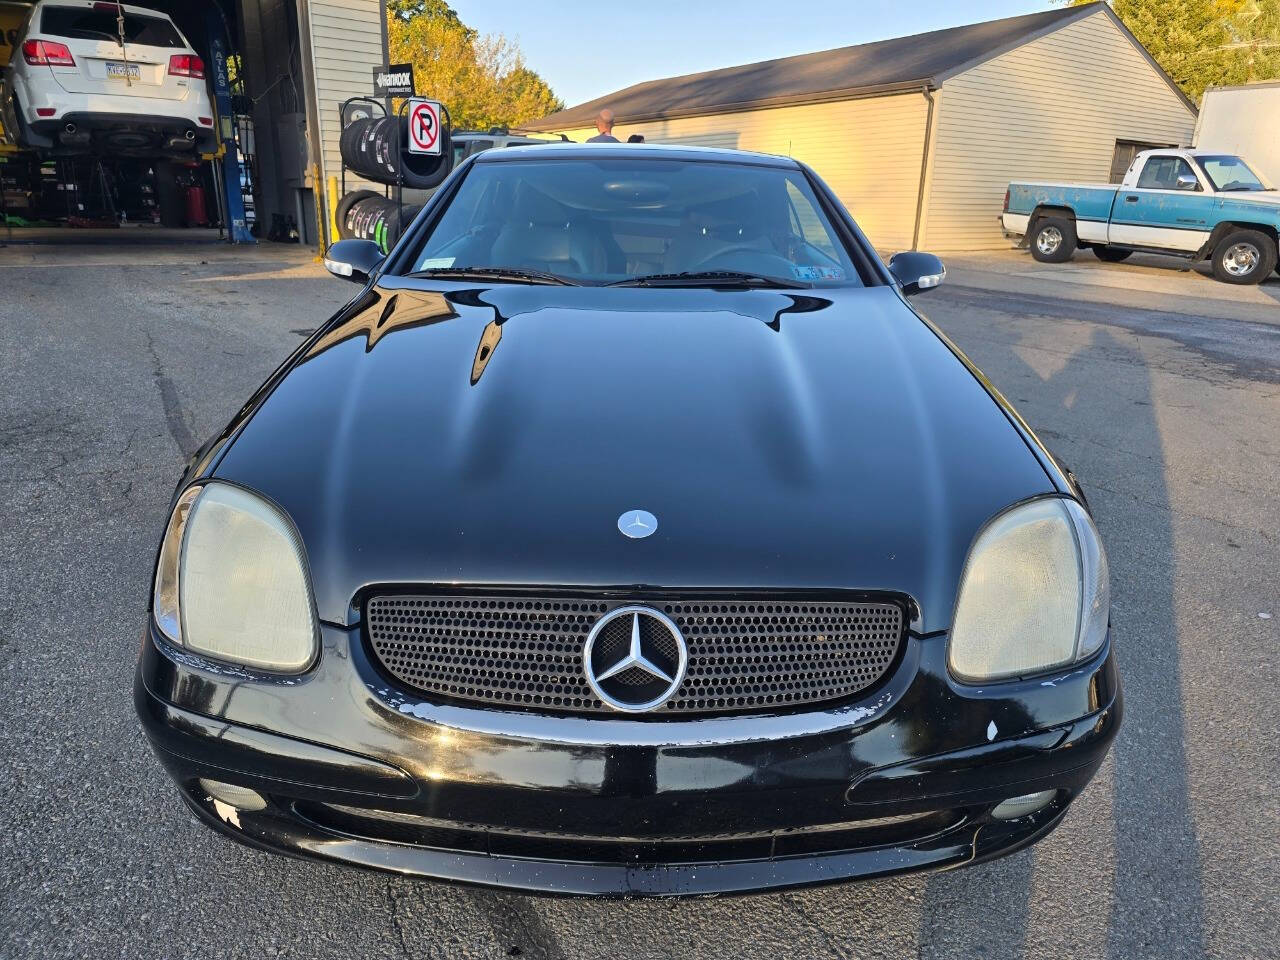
[587,109,620,143]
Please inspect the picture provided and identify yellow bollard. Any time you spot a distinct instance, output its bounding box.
[326,174,340,251]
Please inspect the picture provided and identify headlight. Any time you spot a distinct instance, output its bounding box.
[152,482,317,672]
[948,497,1109,682]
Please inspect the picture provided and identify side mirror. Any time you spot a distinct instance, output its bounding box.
[324,239,384,284]
[887,251,946,296]
[1176,173,1200,191]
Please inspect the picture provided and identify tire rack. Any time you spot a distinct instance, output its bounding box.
[337,95,451,250]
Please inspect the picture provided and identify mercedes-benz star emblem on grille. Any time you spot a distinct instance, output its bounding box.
[583,606,687,713]
[617,509,658,539]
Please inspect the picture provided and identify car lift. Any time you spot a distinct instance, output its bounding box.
[205,5,253,244]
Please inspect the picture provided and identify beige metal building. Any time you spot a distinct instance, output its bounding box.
[525,2,1197,253]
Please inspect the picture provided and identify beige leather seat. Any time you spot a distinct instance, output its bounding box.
[489,185,607,276]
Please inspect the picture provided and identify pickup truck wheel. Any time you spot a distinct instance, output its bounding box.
[1029,217,1076,263]
[1211,229,1277,284]
[1093,246,1132,263]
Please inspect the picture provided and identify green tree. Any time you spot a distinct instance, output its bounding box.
[387,1,563,130]
[1067,0,1280,102]
[387,0,469,33]
[1216,0,1280,84]
[498,65,565,125]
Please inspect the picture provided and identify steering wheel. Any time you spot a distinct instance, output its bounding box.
[693,247,797,275]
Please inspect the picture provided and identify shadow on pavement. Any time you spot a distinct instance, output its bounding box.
[913,315,1208,958]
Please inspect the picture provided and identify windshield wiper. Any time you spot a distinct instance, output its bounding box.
[608,270,806,289]
[406,266,580,286]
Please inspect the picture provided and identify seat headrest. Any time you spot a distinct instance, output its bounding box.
[510,184,570,227]
[687,191,769,240]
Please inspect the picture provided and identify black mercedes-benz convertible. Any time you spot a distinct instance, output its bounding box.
[135,143,1120,896]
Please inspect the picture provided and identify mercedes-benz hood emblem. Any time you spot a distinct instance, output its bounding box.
[617,509,658,539]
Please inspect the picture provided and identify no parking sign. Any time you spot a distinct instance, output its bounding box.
[407,98,443,156]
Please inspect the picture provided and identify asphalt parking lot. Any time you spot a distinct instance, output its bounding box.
[1,243,1276,959]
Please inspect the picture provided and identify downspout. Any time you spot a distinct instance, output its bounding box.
[380,0,390,70]
[911,85,936,251]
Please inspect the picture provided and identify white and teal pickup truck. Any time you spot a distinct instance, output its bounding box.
[1001,149,1279,284]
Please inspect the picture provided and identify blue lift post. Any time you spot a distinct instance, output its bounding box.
[206,8,253,244]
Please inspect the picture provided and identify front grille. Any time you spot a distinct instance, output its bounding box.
[365,593,904,717]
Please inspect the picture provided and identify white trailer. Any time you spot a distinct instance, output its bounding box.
[1194,82,1280,187]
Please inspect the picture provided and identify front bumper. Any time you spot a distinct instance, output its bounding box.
[135,621,1120,897]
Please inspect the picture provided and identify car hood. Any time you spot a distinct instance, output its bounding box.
[213,282,1054,632]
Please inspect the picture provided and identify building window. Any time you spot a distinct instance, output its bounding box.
[1110,140,1176,183]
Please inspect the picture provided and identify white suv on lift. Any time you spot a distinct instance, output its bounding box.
[3,0,216,157]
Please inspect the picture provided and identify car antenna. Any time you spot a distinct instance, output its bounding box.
[113,2,133,88]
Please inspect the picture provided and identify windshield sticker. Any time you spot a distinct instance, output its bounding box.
[792,265,844,281]
[419,257,455,269]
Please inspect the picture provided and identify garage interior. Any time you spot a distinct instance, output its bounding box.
[0,0,344,246]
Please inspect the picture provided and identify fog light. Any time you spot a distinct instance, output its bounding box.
[197,778,267,811]
[991,790,1056,820]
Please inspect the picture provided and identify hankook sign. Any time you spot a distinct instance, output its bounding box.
[372,63,415,98]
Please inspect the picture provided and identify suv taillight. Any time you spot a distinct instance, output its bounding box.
[22,40,75,67]
[168,54,204,79]
[1003,188,1010,213]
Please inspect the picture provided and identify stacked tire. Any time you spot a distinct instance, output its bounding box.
[336,190,424,253]
[339,116,452,190]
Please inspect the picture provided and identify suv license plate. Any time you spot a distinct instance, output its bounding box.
[106,62,141,80]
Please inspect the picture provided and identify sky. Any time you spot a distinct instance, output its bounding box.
[451,0,1056,108]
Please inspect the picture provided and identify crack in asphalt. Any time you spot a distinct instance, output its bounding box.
[1084,476,1278,544]
[145,330,198,459]
[782,892,853,959]
[385,879,411,959]
[0,410,81,450]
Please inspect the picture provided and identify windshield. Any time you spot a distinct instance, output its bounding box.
[1197,155,1271,192]
[405,157,862,287]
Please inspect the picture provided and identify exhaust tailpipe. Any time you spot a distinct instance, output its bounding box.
[64,122,77,134]
[184,129,195,140]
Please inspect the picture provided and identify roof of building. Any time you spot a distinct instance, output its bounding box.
[525,3,1165,131]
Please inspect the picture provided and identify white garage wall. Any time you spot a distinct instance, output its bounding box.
[1195,83,1280,188]
[307,0,386,193]
[921,8,1197,252]
[551,93,930,253]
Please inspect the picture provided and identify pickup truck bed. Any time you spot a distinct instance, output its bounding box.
[1003,183,1120,242]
